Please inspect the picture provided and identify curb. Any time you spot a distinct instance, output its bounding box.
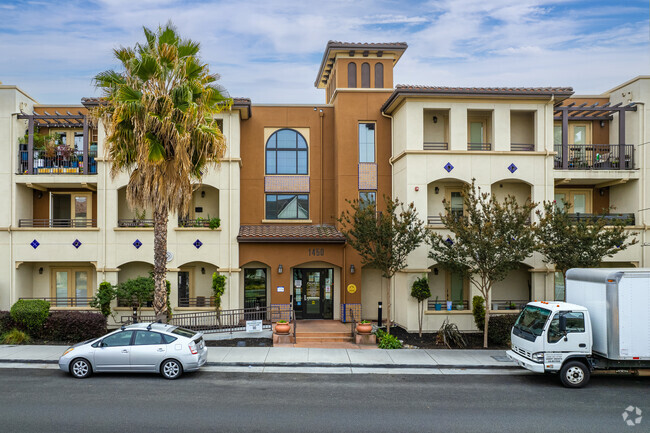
[0,359,518,369]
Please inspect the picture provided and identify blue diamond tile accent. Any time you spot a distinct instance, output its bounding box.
[30,239,40,249]
[193,239,203,249]
[72,239,82,249]
[133,239,142,249]
[444,162,454,173]
[508,163,518,173]
[445,237,454,246]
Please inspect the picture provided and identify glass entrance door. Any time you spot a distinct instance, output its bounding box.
[292,269,333,319]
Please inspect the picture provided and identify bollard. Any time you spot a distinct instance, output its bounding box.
[377,301,383,327]
[132,306,138,324]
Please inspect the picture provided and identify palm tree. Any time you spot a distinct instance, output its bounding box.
[94,22,232,322]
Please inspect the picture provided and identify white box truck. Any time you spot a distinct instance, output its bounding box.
[506,268,650,387]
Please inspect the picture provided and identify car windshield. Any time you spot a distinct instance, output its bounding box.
[171,327,197,338]
[513,305,551,337]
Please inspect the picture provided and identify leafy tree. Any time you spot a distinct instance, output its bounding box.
[94,22,231,322]
[90,281,116,317]
[428,180,536,348]
[115,277,154,316]
[472,295,485,331]
[211,271,227,311]
[535,201,637,300]
[410,275,431,337]
[339,195,426,334]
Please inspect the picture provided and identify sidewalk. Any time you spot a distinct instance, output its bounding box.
[0,344,522,374]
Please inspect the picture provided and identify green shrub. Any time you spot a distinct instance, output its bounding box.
[375,328,403,349]
[90,281,116,317]
[41,311,107,343]
[116,276,154,311]
[472,296,485,331]
[2,329,30,344]
[212,272,227,311]
[10,299,50,336]
[488,314,518,346]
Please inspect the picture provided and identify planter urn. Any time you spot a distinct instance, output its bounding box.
[356,322,373,334]
[275,322,291,334]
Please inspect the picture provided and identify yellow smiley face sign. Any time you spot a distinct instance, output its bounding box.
[347,284,357,294]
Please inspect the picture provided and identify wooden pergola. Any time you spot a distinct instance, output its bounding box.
[554,102,637,170]
[17,110,92,175]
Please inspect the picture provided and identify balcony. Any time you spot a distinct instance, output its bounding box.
[510,143,535,151]
[568,213,635,225]
[178,218,220,229]
[20,297,93,307]
[18,218,97,228]
[467,142,491,151]
[554,144,634,170]
[427,299,469,311]
[18,149,97,175]
[423,142,448,150]
[178,297,216,307]
[118,218,154,228]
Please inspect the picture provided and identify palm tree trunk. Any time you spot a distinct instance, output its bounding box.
[153,207,169,323]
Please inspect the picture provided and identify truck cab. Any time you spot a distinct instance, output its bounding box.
[507,301,593,387]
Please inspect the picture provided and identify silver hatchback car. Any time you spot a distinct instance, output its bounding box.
[59,322,208,379]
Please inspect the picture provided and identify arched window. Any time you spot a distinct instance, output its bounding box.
[374,63,384,88]
[361,62,370,88]
[265,129,308,175]
[348,62,357,88]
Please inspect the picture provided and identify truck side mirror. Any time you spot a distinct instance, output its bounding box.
[558,315,567,333]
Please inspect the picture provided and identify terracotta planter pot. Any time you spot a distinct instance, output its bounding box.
[356,323,373,334]
[275,322,291,334]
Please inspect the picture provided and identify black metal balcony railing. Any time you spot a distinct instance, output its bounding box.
[117,219,154,228]
[18,219,97,228]
[554,144,635,170]
[427,215,443,225]
[468,142,491,151]
[178,297,216,307]
[427,299,470,311]
[510,143,535,151]
[423,142,449,150]
[490,300,529,310]
[178,218,220,228]
[20,297,93,307]
[568,213,635,225]
[18,149,97,175]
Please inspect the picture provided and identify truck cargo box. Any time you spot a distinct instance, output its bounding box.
[566,268,650,361]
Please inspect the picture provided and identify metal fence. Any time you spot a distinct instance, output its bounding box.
[427,299,469,311]
[554,144,635,170]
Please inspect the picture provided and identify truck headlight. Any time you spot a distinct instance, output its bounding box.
[531,352,544,363]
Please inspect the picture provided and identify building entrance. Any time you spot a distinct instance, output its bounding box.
[293,268,333,319]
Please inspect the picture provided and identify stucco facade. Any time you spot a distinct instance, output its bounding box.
[0,43,648,334]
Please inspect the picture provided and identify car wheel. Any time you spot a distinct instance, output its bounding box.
[70,358,92,379]
[560,360,590,388]
[161,359,183,380]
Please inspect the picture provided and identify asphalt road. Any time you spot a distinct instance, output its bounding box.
[0,369,647,433]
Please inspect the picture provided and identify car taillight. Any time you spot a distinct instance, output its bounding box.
[189,342,198,354]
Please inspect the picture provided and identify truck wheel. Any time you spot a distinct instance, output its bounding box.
[560,361,590,388]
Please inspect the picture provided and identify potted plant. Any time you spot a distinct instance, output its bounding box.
[275,320,290,334]
[434,296,442,311]
[508,302,517,310]
[356,320,373,334]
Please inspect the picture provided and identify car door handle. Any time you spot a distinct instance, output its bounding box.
[121,349,128,353]
[579,343,586,348]
[157,348,164,352]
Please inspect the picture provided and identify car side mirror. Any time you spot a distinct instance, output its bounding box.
[558,315,567,333]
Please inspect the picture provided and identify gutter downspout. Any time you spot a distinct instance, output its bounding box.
[381,108,394,327]
[320,108,324,225]
[9,113,15,305]
[634,102,646,266]
[228,113,233,309]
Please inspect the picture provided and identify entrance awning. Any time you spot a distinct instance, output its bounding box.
[237,225,346,244]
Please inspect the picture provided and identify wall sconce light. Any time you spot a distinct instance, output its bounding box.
[433,116,438,124]
[350,264,355,274]
[37,191,43,199]
[415,186,419,192]
[434,187,439,194]
[433,267,439,275]
[201,190,205,198]
[278,264,283,274]
[599,188,605,197]
[600,120,605,127]
[201,267,206,274]
[499,184,503,188]
[39,267,43,275]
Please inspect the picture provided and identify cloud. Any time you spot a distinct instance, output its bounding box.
[0,0,647,103]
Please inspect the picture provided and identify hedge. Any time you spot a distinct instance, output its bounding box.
[0,311,15,334]
[10,300,50,335]
[488,314,519,346]
[41,311,107,343]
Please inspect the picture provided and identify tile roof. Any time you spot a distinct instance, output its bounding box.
[382,85,574,113]
[238,225,346,243]
[81,96,251,117]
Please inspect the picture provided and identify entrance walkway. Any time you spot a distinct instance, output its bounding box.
[276,320,376,349]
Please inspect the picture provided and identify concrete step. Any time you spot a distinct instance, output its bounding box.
[295,336,354,343]
[294,332,352,338]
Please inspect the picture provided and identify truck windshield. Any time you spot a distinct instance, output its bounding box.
[513,305,551,338]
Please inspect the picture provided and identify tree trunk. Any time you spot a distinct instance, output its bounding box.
[385,277,391,335]
[153,208,169,323]
[483,300,490,348]
[418,300,423,338]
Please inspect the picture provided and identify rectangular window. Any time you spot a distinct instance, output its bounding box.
[469,121,484,144]
[554,189,592,214]
[52,268,92,306]
[450,191,463,218]
[359,191,376,209]
[554,125,562,145]
[51,192,92,226]
[266,194,309,220]
[359,123,375,163]
[244,269,267,309]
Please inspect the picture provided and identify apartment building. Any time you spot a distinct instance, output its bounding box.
[0,42,647,332]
